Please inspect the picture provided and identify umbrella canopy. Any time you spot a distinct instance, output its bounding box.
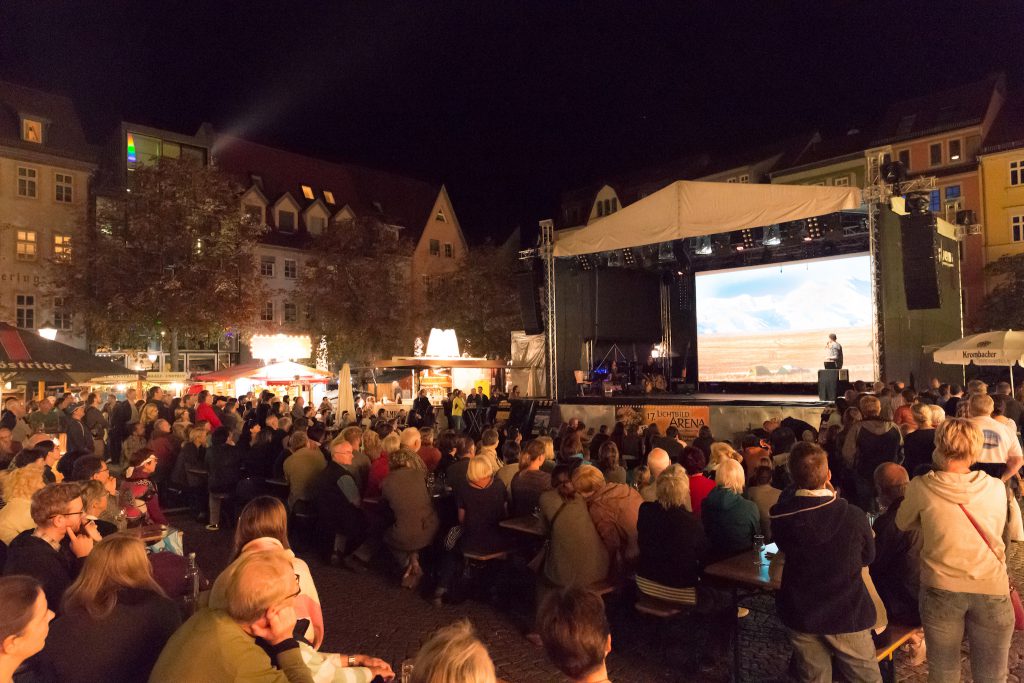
[337,363,356,418]
[194,360,333,386]
[932,331,1024,367]
[0,322,131,383]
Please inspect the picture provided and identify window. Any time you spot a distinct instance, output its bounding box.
[1013,215,1024,243]
[738,174,750,184]
[16,230,36,260]
[301,185,314,200]
[284,302,298,323]
[610,197,618,212]
[1011,160,1024,186]
[54,173,73,203]
[260,256,275,277]
[833,176,850,187]
[949,139,962,162]
[53,297,72,330]
[307,216,325,233]
[260,301,275,322]
[726,177,738,183]
[944,185,961,199]
[17,167,37,197]
[278,210,295,232]
[284,259,298,279]
[929,190,941,212]
[897,149,910,168]
[243,204,263,224]
[53,234,71,260]
[444,243,453,258]
[15,294,34,329]
[596,201,605,217]
[429,239,440,256]
[323,191,335,205]
[435,209,447,222]
[929,143,942,166]
[21,118,42,143]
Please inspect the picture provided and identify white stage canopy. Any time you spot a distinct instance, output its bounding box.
[552,180,863,257]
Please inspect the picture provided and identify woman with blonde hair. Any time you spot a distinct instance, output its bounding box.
[572,464,643,579]
[707,442,743,479]
[700,458,760,562]
[46,534,180,683]
[0,462,46,544]
[367,432,401,497]
[411,620,496,683]
[903,402,938,476]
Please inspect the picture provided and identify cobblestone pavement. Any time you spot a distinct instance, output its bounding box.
[173,511,1024,682]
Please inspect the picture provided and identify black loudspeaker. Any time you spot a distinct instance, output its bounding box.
[900,212,941,310]
[516,269,543,334]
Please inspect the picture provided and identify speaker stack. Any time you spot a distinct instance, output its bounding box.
[899,197,941,310]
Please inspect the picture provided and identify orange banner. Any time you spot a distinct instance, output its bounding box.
[616,404,710,439]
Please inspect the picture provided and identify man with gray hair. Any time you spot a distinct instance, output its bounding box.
[641,448,671,502]
[994,381,1023,427]
[870,463,923,640]
[967,393,1023,481]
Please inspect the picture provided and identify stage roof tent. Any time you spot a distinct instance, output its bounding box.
[552,180,863,257]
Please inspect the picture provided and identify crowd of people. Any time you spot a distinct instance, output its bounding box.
[0,375,1021,681]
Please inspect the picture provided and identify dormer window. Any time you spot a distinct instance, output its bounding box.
[278,210,296,232]
[301,185,314,200]
[323,191,335,205]
[21,118,42,144]
[435,209,447,222]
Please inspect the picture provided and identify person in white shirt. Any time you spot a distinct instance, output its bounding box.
[967,393,1023,481]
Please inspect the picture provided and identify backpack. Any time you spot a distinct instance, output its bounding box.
[854,423,902,479]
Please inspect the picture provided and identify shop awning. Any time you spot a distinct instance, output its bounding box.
[552,180,863,257]
[0,322,132,383]
[371,357,507,370]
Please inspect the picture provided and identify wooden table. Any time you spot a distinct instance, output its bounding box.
[499,515,545,537]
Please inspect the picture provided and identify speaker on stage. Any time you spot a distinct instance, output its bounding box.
[516,269,543,334]
[900,211,941,310]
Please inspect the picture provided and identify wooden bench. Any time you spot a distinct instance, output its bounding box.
[635,594,685,618]
[874,624,917,683]
[463,550,509,562]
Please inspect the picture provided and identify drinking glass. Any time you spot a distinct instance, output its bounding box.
[753,534,766,565]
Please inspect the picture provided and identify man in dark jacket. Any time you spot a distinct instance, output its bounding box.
[4,483,95,613]
[64,403,93,455]
[312,441,367,565]
[841,395,902,511]
[109,388,138,463]
[869,463,922,628]
[770,442,881,683]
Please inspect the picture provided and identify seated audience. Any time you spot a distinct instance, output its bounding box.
[4,483,95,613]
[769,442,880,683]
[572,465,641,579]
[707,442,743,479]
[477,429,501,473]
[636,464,706,604]
[701,458,759,562]
[692,425,714,459]
[640,448,670,502]
[509,440,552,517]
[313,442,367,567]
[121,449,167,526]
[358,430,384,496]
[79,481,118,537]
[744,465,781,541]
[120,422,147,469]
[283,430,327,510]
[410,620,496,683]
[0,576,54,683]
[368,433,401,498]
[444,435,476,493]
[417,428,442,473]
[46,534,180,683]
[538,587,613,683]
[495,442,520,490]
[381,449,438,588]
[456,457,508,555]
[896,418,1018,682]
[0,464,46,545]
[680,446,715,518]
[597,441,627,485]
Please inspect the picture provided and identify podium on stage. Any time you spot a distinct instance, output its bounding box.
[817,369,849,401]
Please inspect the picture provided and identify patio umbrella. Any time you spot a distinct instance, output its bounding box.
[337,363,356,419]
[0,322,130,384]
[932,330,1024,385]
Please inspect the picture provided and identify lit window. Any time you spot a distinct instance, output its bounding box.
[929,143,942,166]
[53,234,71,260]
[301,185,314,200]
[278,210,296,232]
[15,294,35,329]
[16,230,36,260]
[1013,215,1024,243]
[949,139,962,162]
[944,185,961,198]
[260,256,275,277]
[444,243,453,258]
[1011,160,1024,186]
[284,302,298,323]
[929,190,941,212]
[323,190,335,205]
[833,176,850,187]
[260,301,275,322]
[55,173,73,203]
[53,297,72,330]
[22,118,42,143]
[897,149,910,168]
[435,209,447,222]
[284,259,298,279]
[17,167,37,197]
[429,239,440,256]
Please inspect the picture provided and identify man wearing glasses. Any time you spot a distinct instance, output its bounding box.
[3,482,96,613]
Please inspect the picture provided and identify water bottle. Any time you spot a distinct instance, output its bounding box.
[184,552,199,614]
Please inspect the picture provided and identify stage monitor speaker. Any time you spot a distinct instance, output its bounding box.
[516,269,543,334]
[900,212,941,310]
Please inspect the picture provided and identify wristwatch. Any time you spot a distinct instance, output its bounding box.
[348,655,357,667]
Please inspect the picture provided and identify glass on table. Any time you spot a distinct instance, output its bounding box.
[400,658,415,683]
[752,534,766,566]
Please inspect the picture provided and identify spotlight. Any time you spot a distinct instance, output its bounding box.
[623,248,637,266]
[575,255,593,270]
[763,225,782,247]
[802,218,823,241]
[693,236,712,256]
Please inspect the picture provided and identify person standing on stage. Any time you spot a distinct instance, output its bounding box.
[824,334,843,369]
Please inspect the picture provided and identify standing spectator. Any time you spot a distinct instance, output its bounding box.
[0,576,54,683]
[46,535,180,683]
[620,424,643,465]
[995,381,1023,427]
[966,393,1024,481]
[896,418,1018,682]
[82,393,108,458]
[902,403,939,477]
[120,422,147,469]
[841,395,902,511]
[680,446,715,518]
[450,390,466,433]
[769,442,880,683]
[222,398,245,444]
[538,587,613,683]
[64,403,91,456]
[194,390,222,429]
[701,458,760,562]
[4,483,95,612]
[147,419,177,488]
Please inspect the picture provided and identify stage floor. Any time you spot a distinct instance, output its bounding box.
[562,392,832,408]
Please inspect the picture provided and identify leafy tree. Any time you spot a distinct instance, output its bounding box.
[50,157,263,366]
[421,244,522,358]
[978,253,1024,331]
[299,217,414,363]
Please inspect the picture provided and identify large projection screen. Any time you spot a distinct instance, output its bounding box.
[696,253,872,383]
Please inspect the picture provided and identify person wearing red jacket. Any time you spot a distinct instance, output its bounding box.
[194,390,222,429]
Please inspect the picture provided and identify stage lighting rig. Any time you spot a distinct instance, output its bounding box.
[623,248,637,266]
[575,255,593,271]
[762,225,782,247]
[693,236,713,255]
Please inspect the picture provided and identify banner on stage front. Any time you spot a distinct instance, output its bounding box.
[615,404,710,439]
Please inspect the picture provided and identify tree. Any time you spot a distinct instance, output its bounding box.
[421,244,522,358]
[50,157,263,366]
[299,216,414,363]
[978,253,1024,331]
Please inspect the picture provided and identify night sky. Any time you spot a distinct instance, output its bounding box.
[1,2,1021,242]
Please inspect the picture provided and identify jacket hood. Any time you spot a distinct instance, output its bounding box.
[859,417,898,435]
[917,469,994,505]
[769,493,848,544]
[704,485,744,511]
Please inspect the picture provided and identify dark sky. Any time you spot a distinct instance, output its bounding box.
[1,2,1021,242]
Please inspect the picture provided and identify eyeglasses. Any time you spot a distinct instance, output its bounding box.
[50,510,85,520]
[288,574,302,599]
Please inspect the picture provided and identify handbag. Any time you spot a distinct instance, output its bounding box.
[959,503,1024,631]
[527,501,568,574]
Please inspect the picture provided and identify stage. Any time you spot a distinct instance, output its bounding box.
[562,392,832,408]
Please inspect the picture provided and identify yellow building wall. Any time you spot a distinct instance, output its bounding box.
[980,148,1024,273]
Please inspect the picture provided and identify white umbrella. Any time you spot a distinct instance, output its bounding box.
[932,330,1024,386]
[337,363,356,421]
